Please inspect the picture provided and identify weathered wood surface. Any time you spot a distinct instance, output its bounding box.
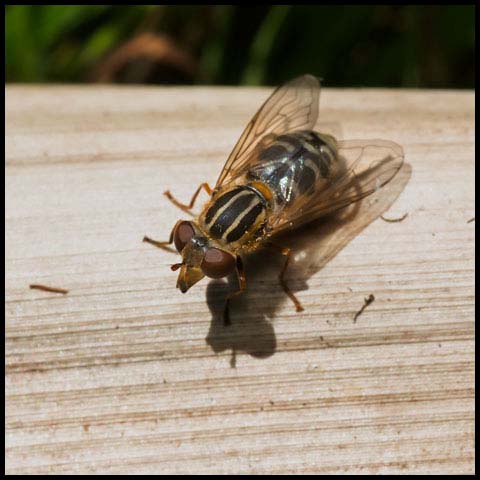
[5,85,475,474]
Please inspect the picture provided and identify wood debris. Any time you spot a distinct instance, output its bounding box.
[380,213,408,223]
[29,284,69,294]
[353,294,375,322]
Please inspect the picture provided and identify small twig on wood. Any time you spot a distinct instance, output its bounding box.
[467,217,475,223]
[380,212,409,223]
[353,294,375,323]
[29,284,69,294]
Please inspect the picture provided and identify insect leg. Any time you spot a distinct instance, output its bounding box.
[164,183,213,214]
[142,220,181,252]
[224,256,246,325]
[267,243,304,312]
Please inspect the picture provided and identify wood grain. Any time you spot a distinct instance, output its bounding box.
[5,84,474,474]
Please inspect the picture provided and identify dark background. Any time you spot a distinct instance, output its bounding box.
[5,5,475,88]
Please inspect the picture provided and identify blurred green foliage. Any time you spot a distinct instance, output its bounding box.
[5,5,475,88]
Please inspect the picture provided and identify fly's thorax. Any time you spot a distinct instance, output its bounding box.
[199,184,270,248]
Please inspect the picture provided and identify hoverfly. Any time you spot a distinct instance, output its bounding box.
[144,75,404,322]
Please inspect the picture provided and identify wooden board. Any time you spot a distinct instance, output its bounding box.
[5,84,475,474]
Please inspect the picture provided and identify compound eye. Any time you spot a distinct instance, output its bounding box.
[201,248,236,279]
[173,221,195,252]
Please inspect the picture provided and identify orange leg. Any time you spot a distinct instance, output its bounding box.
[164,182,213,214]
[142,220,181,252]
[224,256,246,325]
[267,243,304,312]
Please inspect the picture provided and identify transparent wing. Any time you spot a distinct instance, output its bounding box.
[215,74,320,189]
[266,139,405,235]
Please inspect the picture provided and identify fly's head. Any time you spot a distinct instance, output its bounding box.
[171,221,236,293]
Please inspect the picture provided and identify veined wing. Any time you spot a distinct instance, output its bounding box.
[215,74,320,189]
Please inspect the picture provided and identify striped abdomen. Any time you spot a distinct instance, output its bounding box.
[201,186,267,245]
[247,130,338,207]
